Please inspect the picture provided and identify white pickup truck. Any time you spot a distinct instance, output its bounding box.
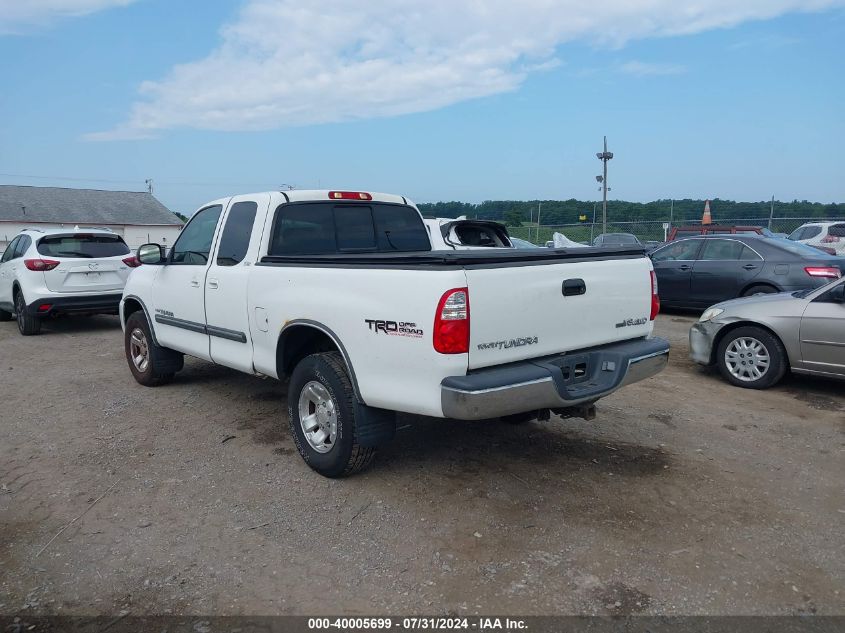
[121,190,669,477]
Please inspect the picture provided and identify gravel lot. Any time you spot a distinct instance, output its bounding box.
[1,312,843,616]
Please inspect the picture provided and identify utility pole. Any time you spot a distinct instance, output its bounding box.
[669,199,674,227]
[145,179,153,194]
[768,195,775,230]
[596,136,613,236]
[536,202,542,243]
[590,201,597,243]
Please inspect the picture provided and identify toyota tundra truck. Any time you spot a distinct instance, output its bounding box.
[120,190,669,477]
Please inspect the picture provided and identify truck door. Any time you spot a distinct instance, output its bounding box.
[151,203,224,360]
[205,195,268,373]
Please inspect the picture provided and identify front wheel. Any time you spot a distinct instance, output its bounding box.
[0,306,12,321]
[15,291,41,336]
[716,326,787,389]
[287,352,376,478]
[124,311,183,386]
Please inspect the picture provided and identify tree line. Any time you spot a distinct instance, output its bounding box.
[417,199,845,226]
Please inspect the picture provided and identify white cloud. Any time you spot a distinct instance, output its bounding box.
[0,0,136,33]
[89,0,845,138]
[619,60,688,76]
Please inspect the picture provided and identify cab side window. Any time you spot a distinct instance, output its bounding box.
[171,205,223,265]
[216,201,258,266]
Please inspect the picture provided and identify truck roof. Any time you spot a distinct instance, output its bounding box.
[213,190,413,207]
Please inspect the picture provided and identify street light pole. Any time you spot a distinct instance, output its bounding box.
[596,136,613,236]
[536,202,543,243]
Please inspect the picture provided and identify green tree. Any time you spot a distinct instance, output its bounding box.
[503,209,524,226]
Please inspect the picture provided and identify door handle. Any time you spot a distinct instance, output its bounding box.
[742,264,758,270]
[679,265,692,271]
[190,279,200,288]
[562,278,586,296]
[207,279,219,289]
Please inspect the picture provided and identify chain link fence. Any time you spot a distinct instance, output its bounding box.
[508,217,845,246]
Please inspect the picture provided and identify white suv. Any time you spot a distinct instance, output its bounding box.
[788,221,845,255]
[0,228,139,335]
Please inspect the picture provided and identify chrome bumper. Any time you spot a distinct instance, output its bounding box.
[441,337,670,420]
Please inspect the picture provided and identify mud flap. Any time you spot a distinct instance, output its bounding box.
[354,403,396,447]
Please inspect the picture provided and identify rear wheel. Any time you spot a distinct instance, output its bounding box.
[742,284,778,297]
[287,352,376,478]
[124,311,183,386]
[14,290,41,336]
[716,326,787,389]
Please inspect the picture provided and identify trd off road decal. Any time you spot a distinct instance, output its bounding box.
[477,336,538,351]
[364,319,424,338]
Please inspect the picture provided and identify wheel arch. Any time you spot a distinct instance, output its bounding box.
[710,320,792,368]
[121,295,161,346]
[276,320,364,403]
[738,281,781,297]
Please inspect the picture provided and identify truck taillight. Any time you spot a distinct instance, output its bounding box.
[804,266,841,279]
[650,270,660,320]
[24,258,60,271]
[122,256,141,268]
[434,288,469,354]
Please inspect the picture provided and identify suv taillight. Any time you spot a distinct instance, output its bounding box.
[433,288,470,354]
[804,266,841,279]
[650,270,660,320]
[24,258,60,271]
[122,256,141,268]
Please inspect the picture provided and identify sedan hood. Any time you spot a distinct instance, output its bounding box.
[712,290,804,313]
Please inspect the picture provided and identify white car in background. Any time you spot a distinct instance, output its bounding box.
[423,217,514,250]
[788,221,845,255]
[0,227,140,335]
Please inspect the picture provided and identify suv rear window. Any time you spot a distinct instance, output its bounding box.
[37,234,130,258]
[269,203,431,255]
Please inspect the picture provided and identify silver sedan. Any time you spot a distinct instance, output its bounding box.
[689,276,845,388]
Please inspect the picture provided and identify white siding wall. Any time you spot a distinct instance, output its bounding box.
[0,222,183,254]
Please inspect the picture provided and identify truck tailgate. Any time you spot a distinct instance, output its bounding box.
[466,255,654,370]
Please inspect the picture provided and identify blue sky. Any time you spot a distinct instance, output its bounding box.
[1,0,844,215]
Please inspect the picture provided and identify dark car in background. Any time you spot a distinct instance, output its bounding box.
[649,235,843,309]
[592,233,643,247]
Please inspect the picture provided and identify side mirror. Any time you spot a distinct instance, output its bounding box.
[138,243,165,265]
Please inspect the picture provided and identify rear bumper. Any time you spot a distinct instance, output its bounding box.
[441,337,670,420]
[27,294,122,317]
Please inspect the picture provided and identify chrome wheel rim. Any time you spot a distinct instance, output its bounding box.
[129,328,150,372]
[725,337,770,382]
[298,381,337,454]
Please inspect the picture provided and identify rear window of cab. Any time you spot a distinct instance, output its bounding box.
[37,234,130,258]
[269,202,431,255]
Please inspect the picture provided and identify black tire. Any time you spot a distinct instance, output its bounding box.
[14,290,41,336]
[124,311,183,386]
[287,352,376,478]
[742,284,778,297]
[0,307,12,321]
[716,325,787,389]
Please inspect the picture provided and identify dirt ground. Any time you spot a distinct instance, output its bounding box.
[0,312,843,616]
